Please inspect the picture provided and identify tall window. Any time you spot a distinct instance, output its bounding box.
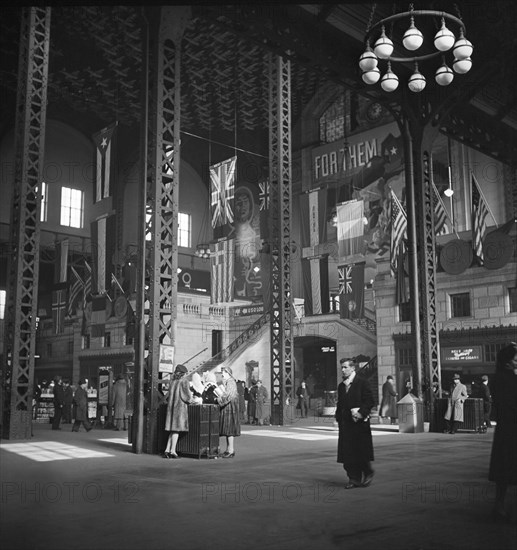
[0,289,5,319]
[40,181,48,222]
[60,187,84,228]
[178,212,191,247]
[450,292,471,318]
[509,287,517,313]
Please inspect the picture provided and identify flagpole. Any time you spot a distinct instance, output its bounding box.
[431,180,460,239]
[471,172,498,228]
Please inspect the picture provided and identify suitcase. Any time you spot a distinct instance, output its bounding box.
[177,404,220,458]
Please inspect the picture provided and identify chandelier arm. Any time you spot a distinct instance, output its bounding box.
[384,51,443,64]
[364,10,466,44]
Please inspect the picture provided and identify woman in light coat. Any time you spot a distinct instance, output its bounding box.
[163,365,193,458]
[444,373,468,433]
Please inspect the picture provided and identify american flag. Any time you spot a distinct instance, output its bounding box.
[92,122,117,203]
[67,266,84,318]
[210,156,236,228]
[432,182,449,236]
[259,179,270,211]
[111,272,125,295]
[210,238,234,303]
[389,189,407,277]
[471,174,489,263]
[84,261,92,307]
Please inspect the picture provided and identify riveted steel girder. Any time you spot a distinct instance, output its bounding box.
[2,7,50,439]
[269,54,293,425]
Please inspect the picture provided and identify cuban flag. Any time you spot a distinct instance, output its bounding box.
[92,122,118,203]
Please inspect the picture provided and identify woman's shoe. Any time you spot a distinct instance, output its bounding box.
[221,451,235,458]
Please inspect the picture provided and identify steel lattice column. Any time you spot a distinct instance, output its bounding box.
[2,7,50,439]
[268,54,293,425]
[406,117,442,408]
[134,6,190,454]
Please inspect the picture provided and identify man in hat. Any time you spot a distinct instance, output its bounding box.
[444,373,469,434]
[478,375,492,429]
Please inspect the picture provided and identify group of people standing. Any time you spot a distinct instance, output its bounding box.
[163,365,242,459]
[51,376,93,433]
[49,374,128,433]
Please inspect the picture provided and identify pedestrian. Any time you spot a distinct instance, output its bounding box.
[379,375,398,424]
[216,366,241,458]
[62,379,74,423]
[254,379,269,425]
[113,374,127,431]
[478,375,492,429]
[444,373,469,434]
[247,381,257,424]
[163,364,193,459]
[296,381,310,418]
[72,379,92,432]
[33,380,42,420]
[52,376,65,430]
[335,357,375,489]
[236,379,247,423]
[488,342,517,522]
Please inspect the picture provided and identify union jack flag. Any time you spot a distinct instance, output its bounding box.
[259,179,270,211]
[210,156,236,228]
[338,265,353,294]
[471,173,489,263]
[389,189,407,277]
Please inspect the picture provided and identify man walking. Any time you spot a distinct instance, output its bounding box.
[335,357,375,489]
[479,374,492,429]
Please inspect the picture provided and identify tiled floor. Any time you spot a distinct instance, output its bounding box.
[1,419,515,550]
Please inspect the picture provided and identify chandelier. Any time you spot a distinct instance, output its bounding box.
[195,243,211,259]
[359,5,473,93]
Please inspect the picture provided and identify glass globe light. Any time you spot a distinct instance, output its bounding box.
[362,67,381,85]
[380,64,399,92]
[452,31,473,60]
[402,17,424,51]
[435,62,454,86]
[373,27,394,59]
[453,56,472,74]
[408,65,426,92]
[434,18,455,51]
[359,44,378,72]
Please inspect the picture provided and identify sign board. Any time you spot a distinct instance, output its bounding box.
[441,346,482,363]
[159,344,175,373]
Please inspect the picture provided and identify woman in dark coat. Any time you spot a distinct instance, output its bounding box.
[379,375,398,424]
[112,374,127,430]
[217,366,240,457]
[163,364,193,459]
[72,380,92,432]
[488,342,517,521]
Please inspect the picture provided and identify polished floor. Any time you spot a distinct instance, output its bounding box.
[1,414,516,550]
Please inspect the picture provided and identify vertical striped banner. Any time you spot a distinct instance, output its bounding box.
[210,238,234,303]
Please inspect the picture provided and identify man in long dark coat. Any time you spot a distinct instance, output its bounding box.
[335,357,375,489]
[52,376,65,430]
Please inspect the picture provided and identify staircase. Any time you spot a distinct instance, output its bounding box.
[187,311,270,378]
